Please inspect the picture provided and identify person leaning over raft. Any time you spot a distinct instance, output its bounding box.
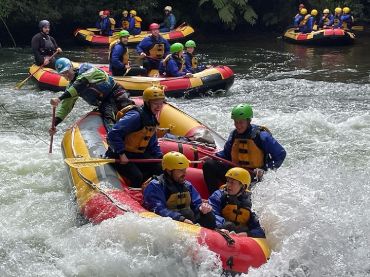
[159,6,176,32]
[31,20,62,68]
[49,58,132,134]
[144,151,216,228]
[105,86,165,188]
[159,42,192,77]
[109,30,147,76]
[202,104,286,194]
[208,167,265,237]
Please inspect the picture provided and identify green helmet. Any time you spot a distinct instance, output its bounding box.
[119,30,130,38]
[231,104,253,120]
[170,42,184,54]
[185,40,196,48]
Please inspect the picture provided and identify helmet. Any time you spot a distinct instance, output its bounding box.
[99,11,104,16]
[311,9,318,16]
[225,167,251,186]
[130,10,137,16]
[170,42,184,54]
[55,58,72,74]
[323,8,330,14]
[142,85,165,102]
[164,6,172,12]
[185,40,196,48]
[122,10,128,15]
[103,10,110,16]
[231,104,253,120]
[149,23,160,30]
[335,7,342,14]
[162,151,190,171]
[119,30,130,37]
[39,20,50,29]
[300,8,307,15]
[343,7,350,14]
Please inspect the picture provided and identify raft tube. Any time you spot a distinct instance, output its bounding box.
[29,64,234,98]
[283,27,355,45]
[61,98,271,274]
[74,23,194,46]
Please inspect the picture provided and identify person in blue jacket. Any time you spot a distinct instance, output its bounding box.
[127,10,142,35]
[105,85,165,188]
[319,8,334,29]
[96,10,112,36]
[294,7,307,29]
[202,103,286,194]
[293,3,305,26]
[109,30,147,76]
[136,23,170,73]
[208,167,265,237]
[160,6,176,32]
[144,151,216,228]
[183,40,208,74]
[339,7,354,30]
[299,13,315,33]
[159,42,192,77]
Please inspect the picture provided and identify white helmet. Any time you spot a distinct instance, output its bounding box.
[164,6,172,12]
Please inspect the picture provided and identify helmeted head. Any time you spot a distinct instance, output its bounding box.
[335,7,342,14]
[130,10,137,16]
[170,42,184,54]
[122,10,128,16]
[343,7,350,14]
[162,151,190,171]
[39,20,50,31]
[149,23,160,31]
[119,30,130,38]
[99,11,104,16]
[299,4,305,10]
[323,8,330,14]
[55,58,72,74]
[143,85,165,102]
[311,9,318,16]
[103,10,110,16]
[185,40,196,48]
[300,8,307,15]
[225,167,251,186]
[164,6,172,12]
[231,104,253,120]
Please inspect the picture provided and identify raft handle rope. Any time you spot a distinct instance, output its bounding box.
[214,229,235,246]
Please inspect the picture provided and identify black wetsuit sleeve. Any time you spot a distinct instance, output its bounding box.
[31,34,44,65]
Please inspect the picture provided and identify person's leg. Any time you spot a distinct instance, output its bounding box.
[202,159,232,195]
[99,97,118,132]
[124,67,147,76]
[115,162,144,188]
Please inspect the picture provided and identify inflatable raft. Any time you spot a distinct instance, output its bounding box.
[61,98,271,274]
[29,64,234,98]
[74,23,194,46]
[283,27,355,45]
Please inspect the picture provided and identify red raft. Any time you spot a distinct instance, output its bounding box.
[61,98,271,274]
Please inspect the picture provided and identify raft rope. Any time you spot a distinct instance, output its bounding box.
[214,229,235,246]
[0,15,16,47]
[0,103,48,145]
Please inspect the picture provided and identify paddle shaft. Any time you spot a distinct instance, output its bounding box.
[49,106,56,154]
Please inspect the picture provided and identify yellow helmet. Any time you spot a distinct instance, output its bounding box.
[323,8,330,14]
[311,9,318,16]
[130,10,137,16]
[225,167,251,187]
[343,7,350,14]
[335,7,342,14]
[162,151,190,170]
[300,8,307,15]
[142,85,165,102]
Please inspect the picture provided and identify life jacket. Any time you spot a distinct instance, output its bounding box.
[40,33,56,56]
[185,52,198,69]
[117,105,159,153]
[108,41,129,65]
[160,54,184,76]
[148,36,165,59]
[230,125,270,169]
[109,18,116,31]
[69,64,116,106]
[299,14,311,26]
[122,17,130,29]
[333,15,341,26]
[134,16,142,28]
[220,187,252,226]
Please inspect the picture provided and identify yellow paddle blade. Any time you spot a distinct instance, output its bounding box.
[64,157,116,168]
[352,26,364,31]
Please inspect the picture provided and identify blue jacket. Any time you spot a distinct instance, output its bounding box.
[109,42,127,72]
[294,14,303,27]
[160,13,176,31]
[128,16,141,35]
[143,175,203,221]
[96,17,112,36]
[208,189,265,238]
[299,16,315,33]
[319,14,334,27]
[136,35,170,56]
[183,52,206,74]
[339,14,353,29]
[217,124,286,170]
[107,107,162,157]
[159,54,186,77]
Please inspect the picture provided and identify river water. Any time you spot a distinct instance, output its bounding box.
[0,34,369,277]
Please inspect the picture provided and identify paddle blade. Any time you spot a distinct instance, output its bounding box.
[64,157,116,168]
[15,78,28,89]
[352,26,364,31]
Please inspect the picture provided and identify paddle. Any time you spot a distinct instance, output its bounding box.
[65,157,202,169]
[351,26,364,31]
[48,106,56,154]
[15,51,59,89]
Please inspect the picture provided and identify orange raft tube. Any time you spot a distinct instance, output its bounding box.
[61,98,271,274]
[283,27,355,45]
[74,23,194,46]
[29,64,234,98]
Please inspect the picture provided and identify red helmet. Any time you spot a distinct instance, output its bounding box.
[299,3,305,9]
[103,10,110,16]
[149,23,160,30]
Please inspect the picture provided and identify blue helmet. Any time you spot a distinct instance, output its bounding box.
[55,58,72,74]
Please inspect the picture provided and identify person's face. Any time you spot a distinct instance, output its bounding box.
[164,10,170,15]
[120,36,129,44]
[123,12,128,17]
[186,47,194,54]
[60,68,74,81]
[42,26,50,34]
[234,119,249,134]
[226,177,243,196]
[170,168,187,183]
[151,29,160,37]
[148,99,164,114]
[178,50,184,57]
